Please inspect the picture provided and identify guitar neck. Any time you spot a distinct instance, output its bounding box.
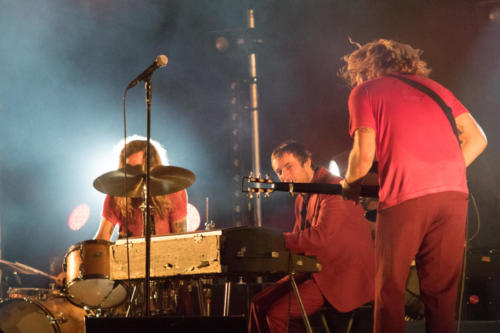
[273,182,379,198]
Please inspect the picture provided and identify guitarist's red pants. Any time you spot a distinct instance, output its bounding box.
[374,191,468,333]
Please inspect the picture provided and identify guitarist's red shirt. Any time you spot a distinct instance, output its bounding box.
[348,74,468,209]
[284,167,375,312]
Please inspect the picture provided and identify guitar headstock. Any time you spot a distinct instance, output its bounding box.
[241,173,275,198]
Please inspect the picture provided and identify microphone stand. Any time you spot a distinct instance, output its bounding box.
[144,76,153,316]
[247,7,262,228]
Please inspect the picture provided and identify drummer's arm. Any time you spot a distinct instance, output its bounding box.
[95,217,115,240]
[171,217,187,233]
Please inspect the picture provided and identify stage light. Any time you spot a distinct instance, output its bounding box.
[187,203,201,232]
[68,203,90,231]
[215,36,230,53]
[489,5,500,22]
[328,160,341,177]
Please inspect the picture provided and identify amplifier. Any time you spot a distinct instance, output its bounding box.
[464,248,500,320]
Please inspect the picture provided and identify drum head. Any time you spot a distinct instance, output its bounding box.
[0,298,59,333]
[67,278,127,308]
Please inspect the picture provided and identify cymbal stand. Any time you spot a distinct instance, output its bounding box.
[139,183,155,238]
[125,284,138,317]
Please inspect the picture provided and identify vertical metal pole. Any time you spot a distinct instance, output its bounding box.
[0,220,2,299]
[0,166,3,298]
[248,8,262,227]
[144,78,153,317]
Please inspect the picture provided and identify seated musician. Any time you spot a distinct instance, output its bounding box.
[249,140,375,333]
[95,137,187,240]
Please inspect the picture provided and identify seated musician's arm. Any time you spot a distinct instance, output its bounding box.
[95,217,115,240]
[284,195,352,254]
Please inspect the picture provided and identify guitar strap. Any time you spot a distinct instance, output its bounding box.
[389,74,461,145]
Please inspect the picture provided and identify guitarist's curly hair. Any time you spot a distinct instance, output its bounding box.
[271,140,312,165]
[339,38,431,88]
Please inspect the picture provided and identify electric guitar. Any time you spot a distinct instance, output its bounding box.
[241,175,379,198]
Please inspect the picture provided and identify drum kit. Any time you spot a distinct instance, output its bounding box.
[0,259,88,333]
[0,164,197,332]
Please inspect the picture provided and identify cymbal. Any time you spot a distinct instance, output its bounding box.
[0,259,57,280]
[93,165,196,198]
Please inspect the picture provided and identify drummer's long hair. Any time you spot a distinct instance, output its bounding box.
[339,38,431,87]
[115,139,173,219]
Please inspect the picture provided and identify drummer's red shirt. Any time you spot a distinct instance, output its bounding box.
[348,74,468,209]
[102,190,187,236]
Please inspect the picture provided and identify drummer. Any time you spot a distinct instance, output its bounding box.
[95,137,188,240]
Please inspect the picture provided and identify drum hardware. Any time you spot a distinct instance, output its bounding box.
[104,278,209,318]
[125,284,139,317]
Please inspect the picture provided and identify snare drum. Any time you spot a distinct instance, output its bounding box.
[0,295,86,333]
[8,287,61,301]
[64,239,127,308]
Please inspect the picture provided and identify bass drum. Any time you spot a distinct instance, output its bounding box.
[64,239,127,308]
[0,298,60,333]
[0,293,87,333]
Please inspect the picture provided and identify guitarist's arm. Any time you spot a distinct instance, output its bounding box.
[455,112,487,167]
[342,127,376,201]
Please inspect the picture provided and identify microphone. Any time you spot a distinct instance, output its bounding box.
[126,54,168,90]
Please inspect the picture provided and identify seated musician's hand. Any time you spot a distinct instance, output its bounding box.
[55,272,66,287]
[340,179,361,204]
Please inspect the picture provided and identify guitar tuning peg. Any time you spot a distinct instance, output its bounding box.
[249,171,254,177]
[264,192,270,198]
[265,173,270,180]
[248,192,254,199]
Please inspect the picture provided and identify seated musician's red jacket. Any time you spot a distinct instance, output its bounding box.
[283,167,375,312]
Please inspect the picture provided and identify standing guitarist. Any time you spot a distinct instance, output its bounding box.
[249,140,375,333]
[339,39,487,333]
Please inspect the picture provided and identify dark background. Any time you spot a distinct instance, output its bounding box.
[0,0,499,277]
